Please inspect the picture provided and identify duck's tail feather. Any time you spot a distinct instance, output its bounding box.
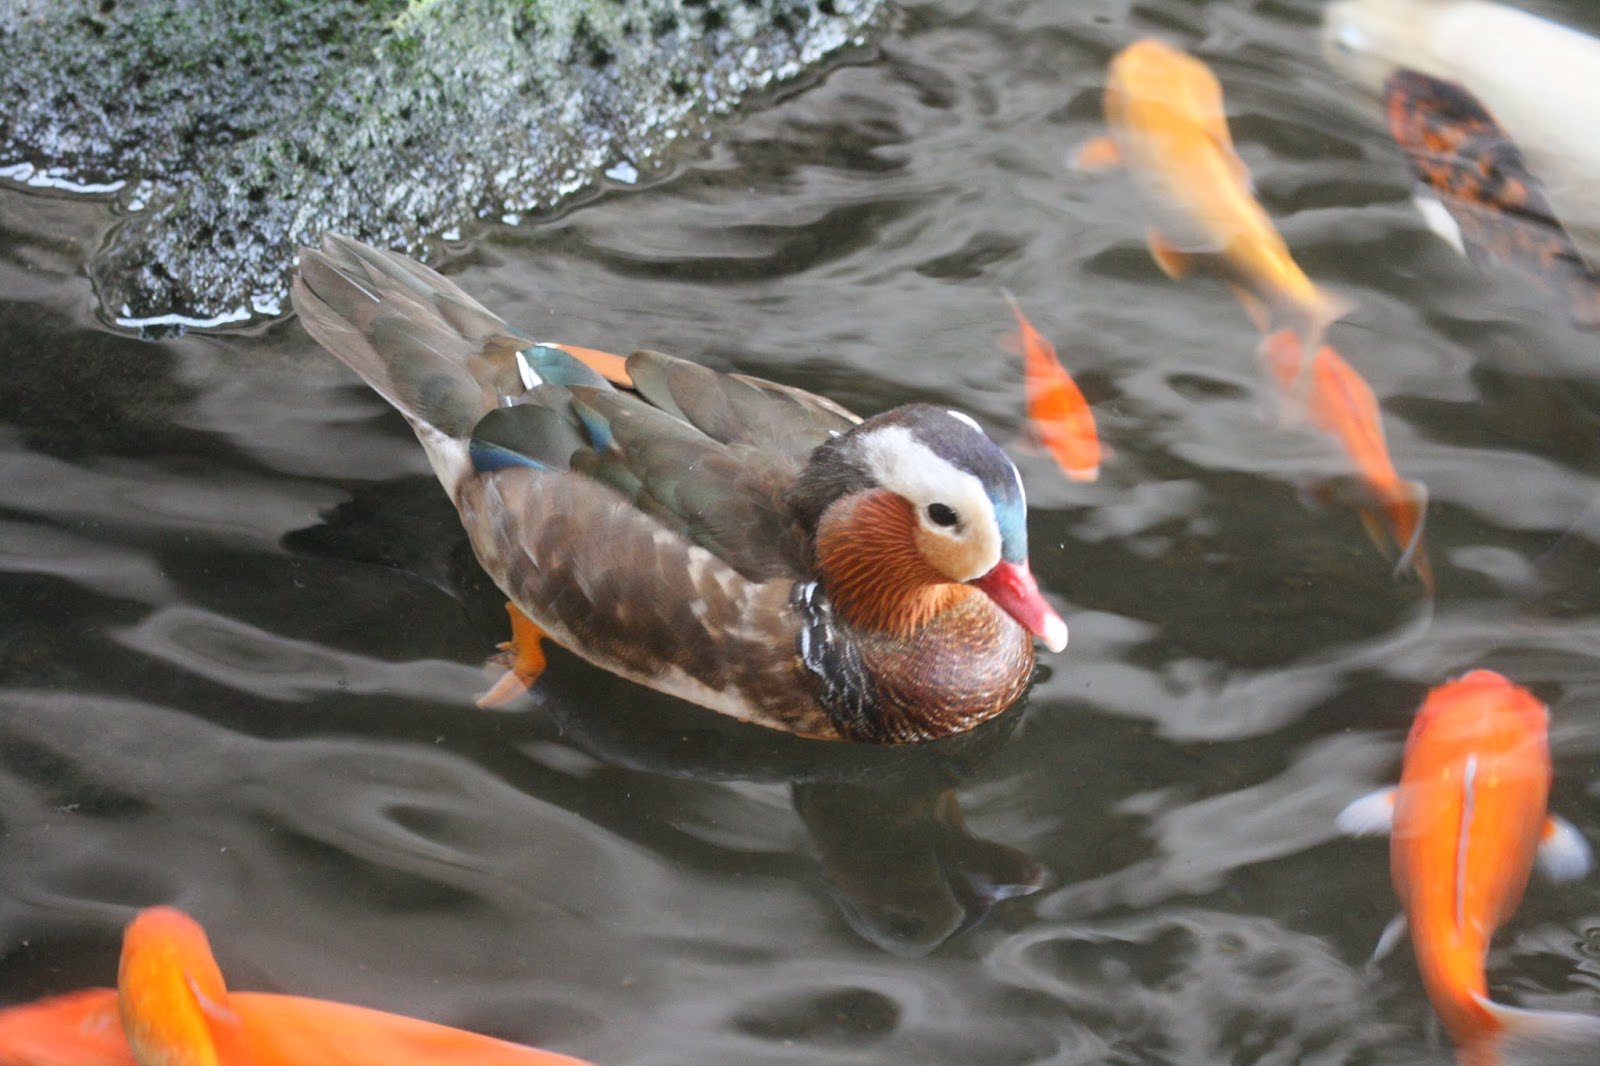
[292,234,533,440]
[1475,994,1600,1065]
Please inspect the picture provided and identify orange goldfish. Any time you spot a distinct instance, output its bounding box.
[1339,670,1600,1066]
[0,990,130,1066]
[1259,328,1431,592]
[0,907,593,1066]
[1076,38,1351,353]
[1002,294,1101,482]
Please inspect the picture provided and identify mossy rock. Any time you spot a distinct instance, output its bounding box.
[0,0,885,325]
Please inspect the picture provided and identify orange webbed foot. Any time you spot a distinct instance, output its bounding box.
[476,603,550,709]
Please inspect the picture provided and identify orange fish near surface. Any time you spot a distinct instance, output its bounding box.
[1076,38,1351,353]
[1258,329,1432,592]
[1003,294,1101,482]
[1338,671,1600,1066]
[0,907,594,1066]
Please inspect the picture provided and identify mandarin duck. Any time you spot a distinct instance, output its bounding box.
[291,236,1066,744]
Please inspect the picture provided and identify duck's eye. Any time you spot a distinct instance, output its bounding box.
[926,502,960,528]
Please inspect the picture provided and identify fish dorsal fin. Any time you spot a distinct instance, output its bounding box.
[1456,753,1479,932]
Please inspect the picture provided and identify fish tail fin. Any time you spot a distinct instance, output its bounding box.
[1388,478,1429,567]
[1391,480,1434,597]
[998,288,1030,355]
[1474,994,1600,1065]
[1271,288,1355,397]
[1357,478,1432,595]
[1291,289,1356,358]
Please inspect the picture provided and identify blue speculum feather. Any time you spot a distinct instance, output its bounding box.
[573,402,617,453]
[470,439,550,473]
[519,345,613,390]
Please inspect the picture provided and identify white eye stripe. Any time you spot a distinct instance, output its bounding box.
[856,424,1003,579]
[859,427,984,515]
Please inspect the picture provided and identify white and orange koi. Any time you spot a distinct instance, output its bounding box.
[1339,671,1600,1065]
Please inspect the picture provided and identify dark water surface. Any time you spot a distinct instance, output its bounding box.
[6,1,1600,1062]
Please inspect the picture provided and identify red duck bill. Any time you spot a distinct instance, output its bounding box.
[972,559,1068,653]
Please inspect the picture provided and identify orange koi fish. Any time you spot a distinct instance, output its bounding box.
[1076,38,1351,353]
[0,907,593,1066]
[0,990,130,1066]
[1259,329,1431,592]
[1339,671,1600,1066]
[1002,294,1101,482]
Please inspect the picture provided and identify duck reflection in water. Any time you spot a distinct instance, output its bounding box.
[794,782,1051,955]
[531,649,1052,957]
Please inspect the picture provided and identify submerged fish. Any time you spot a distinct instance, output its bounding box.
[0,990,130,1066]
[1077,38,1351,352]
[1258,329,1431,592]
[1383,68,1600,327]
[117,906,249,1066]
[1002,294,1101,482]
[1323,0,1600,268]
[0,907,594,1066]
[1339,671,1600,1066]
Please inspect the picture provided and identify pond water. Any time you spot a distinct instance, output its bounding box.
[5,0,1600,1062]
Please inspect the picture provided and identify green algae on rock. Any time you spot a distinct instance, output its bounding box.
[0,0,885,326]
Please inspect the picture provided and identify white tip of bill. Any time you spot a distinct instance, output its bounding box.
[1042,614,1069,654]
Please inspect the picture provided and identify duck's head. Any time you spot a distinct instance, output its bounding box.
[790,404,1067,652]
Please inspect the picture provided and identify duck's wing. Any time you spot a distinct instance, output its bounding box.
[476,344,861,581]
[625,348,860,460]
